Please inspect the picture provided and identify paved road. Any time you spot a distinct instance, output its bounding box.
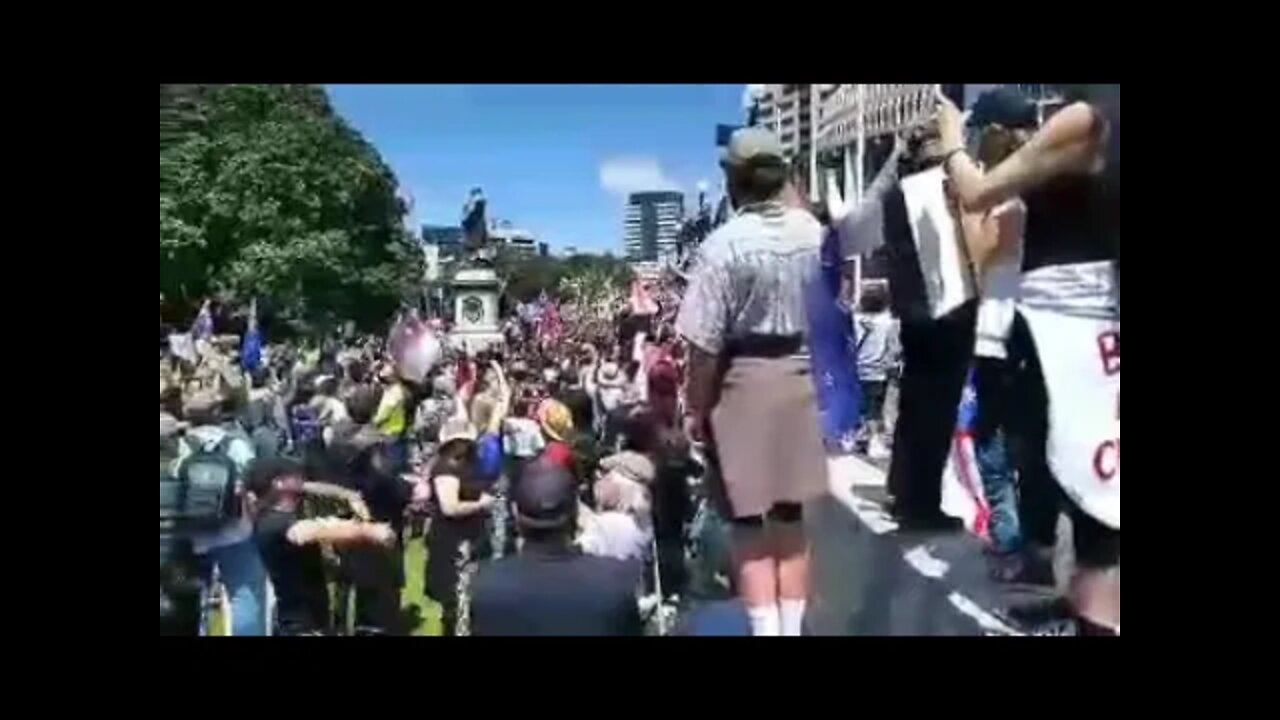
[804,455,1058,636]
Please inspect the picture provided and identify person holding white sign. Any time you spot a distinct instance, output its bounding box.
[938,85,1120,636]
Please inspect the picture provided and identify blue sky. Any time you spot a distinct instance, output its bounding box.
[327,84,747,254]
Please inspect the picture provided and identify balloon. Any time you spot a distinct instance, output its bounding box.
[390,316,443,384]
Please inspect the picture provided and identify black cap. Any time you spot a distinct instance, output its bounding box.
[245,456,305,498]
[967,87,1038,130]
[514,460,577,530]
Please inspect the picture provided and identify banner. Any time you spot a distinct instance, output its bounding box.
[1021,309,1120,528]
[1018,266,1120,529]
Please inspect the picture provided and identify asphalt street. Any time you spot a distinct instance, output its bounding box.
[805,454,1064,636]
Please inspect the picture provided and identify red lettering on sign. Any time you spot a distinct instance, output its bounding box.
[1093,439,1119,481]
[1097,331,1120,375]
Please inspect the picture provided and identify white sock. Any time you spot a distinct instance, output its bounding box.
[747,604,781,637]
[779,599,807,637]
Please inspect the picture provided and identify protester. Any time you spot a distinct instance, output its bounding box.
[853,286,900,460]
[423,416,496,636]
[332,427,415,634]
[938,85,1120,635]
[536,398,576,472]
[948,88,1037,581]
[676,127,827,636]
[863,132,978,530]
[578,451,655,563]
[246,456,395,636]
[173,389,268,636]
[503,394,545,487]
[372,364,411,472]
[470,460,644,636]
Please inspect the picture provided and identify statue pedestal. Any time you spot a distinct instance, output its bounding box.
[449,267,504,353]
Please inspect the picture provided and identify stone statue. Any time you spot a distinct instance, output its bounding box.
[460,186,495,266]
[449,186,504,351]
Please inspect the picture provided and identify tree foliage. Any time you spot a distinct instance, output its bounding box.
[494,248,633,305]
[159,84,422,335]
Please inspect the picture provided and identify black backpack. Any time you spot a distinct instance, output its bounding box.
[160,436,241,567]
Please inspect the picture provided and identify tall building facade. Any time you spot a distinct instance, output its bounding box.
[746,85,842,160]
[624,191,684,263]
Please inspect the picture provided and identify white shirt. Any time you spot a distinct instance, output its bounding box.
[974,199,1027,360]
[578,510,652,563]
[503,417,545,459]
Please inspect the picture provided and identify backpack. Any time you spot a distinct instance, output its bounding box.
[160,435,241,566]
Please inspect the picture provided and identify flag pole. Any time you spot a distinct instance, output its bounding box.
[808,84,819,203]
[854,84,866,204]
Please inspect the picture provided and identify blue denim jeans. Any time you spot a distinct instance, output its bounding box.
[973,357,1023,555]
[974,427,1022,554]
[206,538,269,636]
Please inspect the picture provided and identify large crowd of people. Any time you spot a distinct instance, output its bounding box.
[160,84,1118,637]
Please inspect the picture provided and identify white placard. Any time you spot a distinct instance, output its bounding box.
[900,167,976,319]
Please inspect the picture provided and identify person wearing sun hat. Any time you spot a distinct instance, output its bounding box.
[423,415,495,636]
[536,398,575,472]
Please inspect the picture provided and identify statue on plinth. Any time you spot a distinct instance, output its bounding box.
[450,187,504,351]
[461,186,496,267]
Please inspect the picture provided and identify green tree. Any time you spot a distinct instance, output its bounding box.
[159,84,422,335]
[495,248,565,303]
[493,248,634,307]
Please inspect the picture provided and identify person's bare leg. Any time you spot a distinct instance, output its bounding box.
[732,522,780,636]
[774,519,810,636]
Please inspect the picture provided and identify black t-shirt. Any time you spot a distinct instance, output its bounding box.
[254,509,330,634]
[470,546,643,636]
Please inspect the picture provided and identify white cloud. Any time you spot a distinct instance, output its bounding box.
[742,84,766,109]
[599,156,682,198]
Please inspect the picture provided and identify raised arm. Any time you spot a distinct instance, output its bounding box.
[938,90,1106,213]
[286,517,394,547]
[835,134,905,261]
[486,361,511,434]
[301,481,371,521]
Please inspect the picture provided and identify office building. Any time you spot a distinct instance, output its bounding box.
[422,224,465,261]
[488,221,538,258]
[746,84,840,162]
[624,191,684,263]
[423,221,540,259]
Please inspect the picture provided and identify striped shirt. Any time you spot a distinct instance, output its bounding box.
[676,202,823,355]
